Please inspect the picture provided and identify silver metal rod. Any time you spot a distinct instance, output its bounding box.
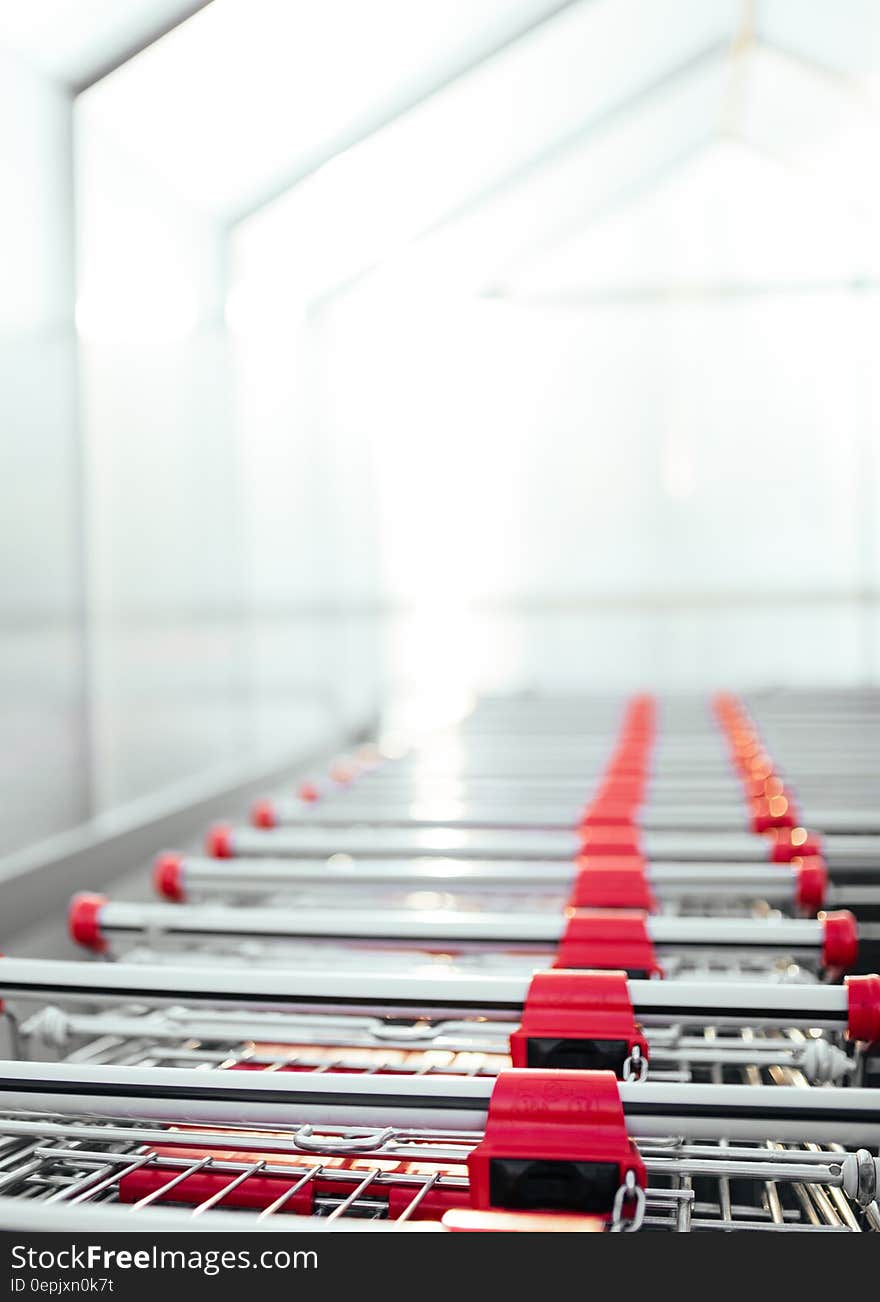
[260,794,880,836]
[0,957,530,1019]
[215,824,880,869]
[0,1195,441,1233]
[0,1061,878,1147]
[169,854,803,904]
[84,898,830,952]
[259,798,771,834]
[0,957,854,1028]
[0,1060,492,1131]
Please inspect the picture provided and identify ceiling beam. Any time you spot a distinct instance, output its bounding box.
[496,278,880,306]
[309,41,728,314]
[223,0,588,227]
[72,0,216,96]
[482,139,709,293]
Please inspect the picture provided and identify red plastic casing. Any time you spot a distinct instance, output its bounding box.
[845,974,880,1044]
[554,910,662,976]
[577,825,642,857]
[604,759,650,780]
[751,795,798,833]
[153,853,186,902]
[794,856,827,914]
[509,970,647,1072]
[205,824,235,858]
[467,1069,645,1220]
[579,801,638,829]
[68,893,108,953]
[593,778,646,802]
[744,775,786,800]
[768,828,824,862]
[251,799,277,829]
[569,856,657,912]
[821,910,859,973]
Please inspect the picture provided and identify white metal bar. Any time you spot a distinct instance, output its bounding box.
[1,1061,878,1147]
[85,898,830,953]
[171,853,802,903]
[0,956,853,1027]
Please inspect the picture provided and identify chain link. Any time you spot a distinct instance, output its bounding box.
[623,1044,648,1083]
[610,1169,646,1232]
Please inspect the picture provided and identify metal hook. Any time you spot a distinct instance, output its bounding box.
[291,1125,396,1154]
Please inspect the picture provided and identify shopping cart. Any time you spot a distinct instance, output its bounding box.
[66,892,861,981]
[3,958,877,1085]
[151,847,879,921]
[2,690,876,1234]
[0,1061,877,1231]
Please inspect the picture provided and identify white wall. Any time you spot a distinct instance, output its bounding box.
[316,274,880,696]
[74,89,381,813]
[0,34,387,858]
[226,228,384,739]
[74,100,252,811]
[0,46,87,854]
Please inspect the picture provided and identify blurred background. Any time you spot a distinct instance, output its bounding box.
[1,0,879,863]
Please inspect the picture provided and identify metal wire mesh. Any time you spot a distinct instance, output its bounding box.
[0,1010,876,1231]
[16,1001,860,1086]
[0,1104,875,1231]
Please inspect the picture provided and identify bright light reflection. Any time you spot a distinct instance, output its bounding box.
[404,891,458,911]
[410,781,466,803]
[224,277,306,336]
[409,801,467,821]
[411,858,475,881]
[75,285,199,345]
[413,828,468,851]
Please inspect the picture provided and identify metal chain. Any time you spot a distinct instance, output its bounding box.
[622,1044,648,1083]
[610,1169,646,1232]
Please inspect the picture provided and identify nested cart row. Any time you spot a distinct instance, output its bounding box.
[0,691,878,1231]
